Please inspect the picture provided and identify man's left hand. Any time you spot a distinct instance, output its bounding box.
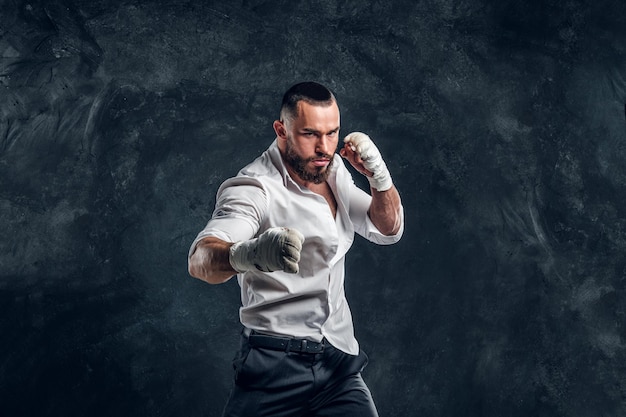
[340,132,393,192]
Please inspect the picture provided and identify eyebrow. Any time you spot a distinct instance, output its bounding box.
[301,127,340,135]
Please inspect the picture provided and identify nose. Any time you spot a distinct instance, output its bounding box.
[316,135,335,156]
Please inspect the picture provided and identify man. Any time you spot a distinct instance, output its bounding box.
[188,81,404,416]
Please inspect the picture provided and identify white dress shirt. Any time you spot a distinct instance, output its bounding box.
[189,139,404,355]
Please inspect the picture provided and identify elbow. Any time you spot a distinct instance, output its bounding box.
[188,256,215,284]
[188,255,232,285]
[187,258,204,281]
[187,259,201,280]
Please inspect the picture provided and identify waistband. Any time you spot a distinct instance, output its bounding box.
[247,331,325,354]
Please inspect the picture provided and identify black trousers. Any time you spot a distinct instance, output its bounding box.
[222,332,379,417]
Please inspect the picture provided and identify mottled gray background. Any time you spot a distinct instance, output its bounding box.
[2,0,626,415]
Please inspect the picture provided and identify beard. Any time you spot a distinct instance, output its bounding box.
[284,141,334,184]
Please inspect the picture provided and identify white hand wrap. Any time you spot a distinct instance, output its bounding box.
[344,132,393,192]
[229,227,304,274]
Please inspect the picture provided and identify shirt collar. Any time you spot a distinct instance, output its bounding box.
[268,139,291,188]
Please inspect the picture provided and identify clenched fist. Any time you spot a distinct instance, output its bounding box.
[229,227,305,274]
[341,132,393,192]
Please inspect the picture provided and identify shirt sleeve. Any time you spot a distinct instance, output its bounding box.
[188,176,268,257]
[347,180,405,245]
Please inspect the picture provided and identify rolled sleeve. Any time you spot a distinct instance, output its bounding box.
[188,177,268,257]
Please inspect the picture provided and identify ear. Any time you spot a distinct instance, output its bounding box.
[273,120,287,139]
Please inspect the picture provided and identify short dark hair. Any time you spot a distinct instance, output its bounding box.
[280,81,336,122]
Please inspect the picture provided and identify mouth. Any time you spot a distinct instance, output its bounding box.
[311,159,331,167]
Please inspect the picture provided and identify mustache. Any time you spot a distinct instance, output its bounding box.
[306,153,333,161]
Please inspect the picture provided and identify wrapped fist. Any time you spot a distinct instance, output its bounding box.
[229,227,305,274]
[342,132,393,192]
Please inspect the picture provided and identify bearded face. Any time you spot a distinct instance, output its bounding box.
[274,100,340,185]
[284,137,334,184]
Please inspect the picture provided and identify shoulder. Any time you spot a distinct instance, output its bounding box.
[240,151,273,176]
[235,148,284,185]
[216,150,281,203]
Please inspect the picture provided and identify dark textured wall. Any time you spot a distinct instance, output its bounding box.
[2,0,626,415]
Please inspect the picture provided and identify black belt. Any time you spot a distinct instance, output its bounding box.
[248,333,325,354]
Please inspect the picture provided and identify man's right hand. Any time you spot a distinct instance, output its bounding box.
[229,227,305,274]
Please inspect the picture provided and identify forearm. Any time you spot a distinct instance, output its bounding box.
[188,228,305,282]
[368,185,402,236]
[188,237,237,284]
